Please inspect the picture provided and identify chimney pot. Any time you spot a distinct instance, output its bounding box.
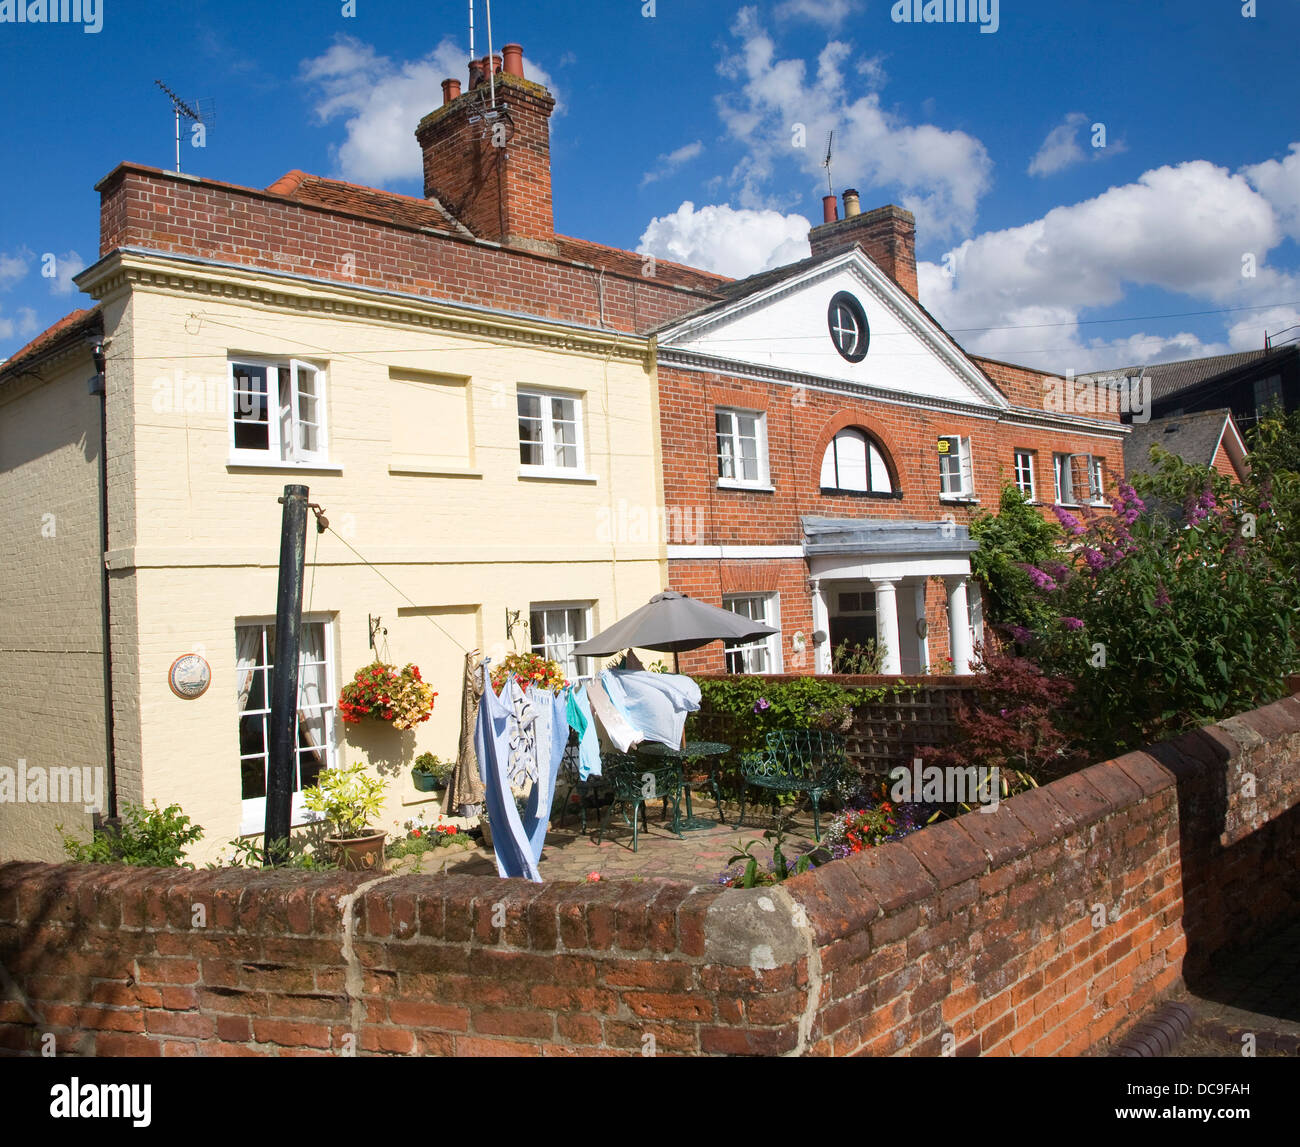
[822,194,839,224]
[843,188,861,217]
[468,58,485,88]
[482,54,503,77]
[503,43,524,78]
[441,78,462,104]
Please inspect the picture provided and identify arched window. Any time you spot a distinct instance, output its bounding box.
[820,428,893,493]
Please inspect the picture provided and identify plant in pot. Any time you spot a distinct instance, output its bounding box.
[302,762,389,871]
[411,752,454,792]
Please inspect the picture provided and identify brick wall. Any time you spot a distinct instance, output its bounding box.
[95,165,721,336]
[2,693,1296,1057]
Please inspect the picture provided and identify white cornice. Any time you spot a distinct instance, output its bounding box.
[76,249,655,367]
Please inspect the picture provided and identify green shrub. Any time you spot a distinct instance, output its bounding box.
[61,801,204,868]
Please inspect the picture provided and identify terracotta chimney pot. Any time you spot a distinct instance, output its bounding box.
[441,78,462,104]
[503,44,524,78]
[822,194,839,224]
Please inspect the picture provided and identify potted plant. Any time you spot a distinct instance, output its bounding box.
[338,661,437,730]
[302,761,388,871]
[411,752,454,792]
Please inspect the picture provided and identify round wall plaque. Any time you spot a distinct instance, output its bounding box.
[169,654,212,699]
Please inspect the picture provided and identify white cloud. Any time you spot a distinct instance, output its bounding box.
[637,201,811,278]
[918,156,1292,371]
[1028,113,1088,177]
[641,140,704,187]
[1242,143,1300,242]
[0,249,31,290]
[715,7,991,240]
[774,0,863,29]
[0,306,39,344]
[299,35,560,187]
[49,251,86,297]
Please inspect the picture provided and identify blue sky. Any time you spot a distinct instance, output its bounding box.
[2,0,1297,372]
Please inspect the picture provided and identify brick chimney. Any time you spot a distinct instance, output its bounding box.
[809,200,918,301]
[416,44,557,254]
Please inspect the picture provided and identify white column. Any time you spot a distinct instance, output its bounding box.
[872,578,902,675]
[914,582,930,673]
[945,575,974,674]
[809,578,831,675]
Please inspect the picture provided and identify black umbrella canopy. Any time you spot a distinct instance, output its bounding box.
[573,590,778,657]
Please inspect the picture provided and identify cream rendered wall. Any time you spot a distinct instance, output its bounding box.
[91,257,666,864]
[0,349,103,861]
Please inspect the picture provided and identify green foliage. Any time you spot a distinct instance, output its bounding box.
[1028,471,1299,757]
[831,638,884,674]
[411,752,454,780]
[724,817,817,887]
[61,801,204,868]
[211,835,335,869]
[969,484,1063,632]
[301,762,387,838]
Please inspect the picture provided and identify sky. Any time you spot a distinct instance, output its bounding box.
[1,0,1297,374]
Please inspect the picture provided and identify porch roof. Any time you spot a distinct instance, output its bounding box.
[801,516,979,556]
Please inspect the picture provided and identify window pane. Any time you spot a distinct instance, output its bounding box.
[868,442,891,493]
[716,411,736,479]
[232,365,270,451]
[835,430,868,491]
[241,754,267,800]
[518,393,543,466]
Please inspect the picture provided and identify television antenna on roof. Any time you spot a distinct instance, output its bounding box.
[822,130,835,197]
[155,80,214,174]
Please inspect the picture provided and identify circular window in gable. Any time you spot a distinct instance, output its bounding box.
[827,291,870,363]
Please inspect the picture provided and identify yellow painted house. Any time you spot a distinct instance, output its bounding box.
[0,47,726,864]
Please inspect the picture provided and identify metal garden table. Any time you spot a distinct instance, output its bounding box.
[635,740,731,830]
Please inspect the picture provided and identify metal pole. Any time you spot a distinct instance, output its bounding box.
[265,484,309,864]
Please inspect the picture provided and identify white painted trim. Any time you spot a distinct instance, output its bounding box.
[667,545,805,560]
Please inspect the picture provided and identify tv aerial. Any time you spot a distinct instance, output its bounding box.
[155,80,214,174]
[822,130,835,196]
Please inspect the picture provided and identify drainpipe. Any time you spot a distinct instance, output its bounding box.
[88,339,117,821]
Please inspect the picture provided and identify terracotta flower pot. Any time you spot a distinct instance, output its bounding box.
[326,830,387,872]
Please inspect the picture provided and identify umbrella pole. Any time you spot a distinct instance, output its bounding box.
[673,650,679,674]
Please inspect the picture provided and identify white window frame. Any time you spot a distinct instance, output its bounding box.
[236,616,337,837]
[518,388,587,478]
[938,435,974,500]
[528,600,594,681]
[821,428,893,494]
[715,407,771,489]
[229,358,330,466]
[1013,450,1037,501]
[1055,453,1105,505]
[1087,455,1106,504]
[722,593,782,674]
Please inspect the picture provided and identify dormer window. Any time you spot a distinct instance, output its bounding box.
[820,428,893,494]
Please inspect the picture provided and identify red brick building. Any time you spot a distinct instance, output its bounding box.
[655,199,1127,677]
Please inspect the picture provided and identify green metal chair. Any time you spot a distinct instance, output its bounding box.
[595,753,684,852]
[738,729,847,842]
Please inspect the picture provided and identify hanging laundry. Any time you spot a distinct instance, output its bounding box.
[566,683,601,780]
[602,669,701,748]
[586,674,642,753]
[446,650,486,816]
[472,677,567,882]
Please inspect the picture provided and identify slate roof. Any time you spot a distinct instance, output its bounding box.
[1080,349,1277,405]
[1123,408,1240,479]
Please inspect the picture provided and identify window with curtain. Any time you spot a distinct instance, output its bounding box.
[236,619,335,835]
[528,602,593,680]
[820,428,893,493]
[723,594,781,673]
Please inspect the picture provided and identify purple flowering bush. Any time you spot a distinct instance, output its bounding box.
[1027,471,1298,756]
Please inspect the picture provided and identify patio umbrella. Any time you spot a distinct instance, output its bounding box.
[573,590,778,670]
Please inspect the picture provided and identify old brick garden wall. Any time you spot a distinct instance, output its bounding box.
[1,693,1297,1057]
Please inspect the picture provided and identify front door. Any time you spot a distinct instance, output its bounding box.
[828,585,879,672]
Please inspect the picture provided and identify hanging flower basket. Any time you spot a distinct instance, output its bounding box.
[489,651,568,694]
[339,661,436,730]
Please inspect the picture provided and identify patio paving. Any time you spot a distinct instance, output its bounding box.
[388,798,825,886]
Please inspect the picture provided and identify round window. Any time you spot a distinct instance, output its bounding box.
[828,292,870,362]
